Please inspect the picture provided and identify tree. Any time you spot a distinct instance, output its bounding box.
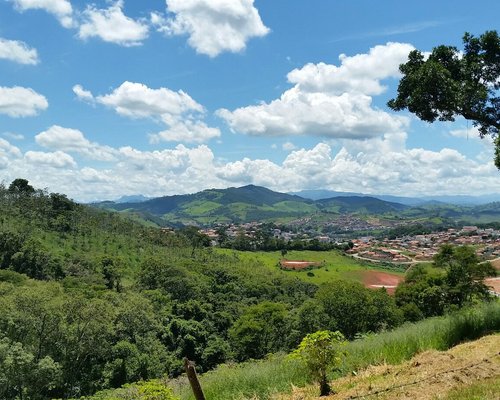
[290,330,346,396]
[229,301,291,361]
[388,30,500,167]
[8,179,35,195]
[434,245,496,307]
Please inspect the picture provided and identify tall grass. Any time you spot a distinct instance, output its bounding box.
[175,301,500,400]
[173,355,307,400]
[339,300,500,375]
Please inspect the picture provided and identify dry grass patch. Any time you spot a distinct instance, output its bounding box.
[274,334,500,400]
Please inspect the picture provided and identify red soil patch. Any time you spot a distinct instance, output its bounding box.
[280,260,321,270]
[361,270,404,295]
[485,277,500,294]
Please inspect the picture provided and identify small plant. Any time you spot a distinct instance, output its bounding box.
[290,330,347,396]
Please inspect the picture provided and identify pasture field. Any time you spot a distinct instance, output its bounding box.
[214,249,406,286]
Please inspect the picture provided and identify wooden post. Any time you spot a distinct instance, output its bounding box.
[184,358,206,400]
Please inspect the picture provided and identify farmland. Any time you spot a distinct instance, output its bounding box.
[215,249,406,287]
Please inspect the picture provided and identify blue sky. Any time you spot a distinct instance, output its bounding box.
[0,0,499,201]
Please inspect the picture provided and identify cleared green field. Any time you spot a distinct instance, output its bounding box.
[215,249,405,285]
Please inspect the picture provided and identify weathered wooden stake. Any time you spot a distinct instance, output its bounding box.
[184,357,206,400]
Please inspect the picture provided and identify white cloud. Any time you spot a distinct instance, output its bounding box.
[149,120,220,144]
[0,86,48,117]
[449,126,482,140]
[78,0,149,47]
[282,141,296,151]
[11,0,74,28]
[35,125,117,161]
[217,42,412,139]
[25,150,76,168]
[287,42,415,96]
[72,84,94,103]
[1,129,499,202]
[77,81,220,143]
[0,37,39,65]
[2,132,25,141]
[91,81,203,121]
[0,138,22,157]
[153,0,269,57]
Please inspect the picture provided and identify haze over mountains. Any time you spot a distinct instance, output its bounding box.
[289,189,500,206]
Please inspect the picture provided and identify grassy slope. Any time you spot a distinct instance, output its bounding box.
[216,249,405,285]
[174,301,500,400]
[277,334,500,400]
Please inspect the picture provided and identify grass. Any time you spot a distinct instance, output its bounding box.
[440,376,500,399]
[173,355,308,400]
[338,300,500,375]
[174,301,500,400]
[215,249,405,285]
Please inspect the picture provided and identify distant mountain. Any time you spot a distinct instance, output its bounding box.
[92,185,500,227]
[115,194,150,203]
[292,189,500,206]
[94,185,410,226]
[317,196,409,214]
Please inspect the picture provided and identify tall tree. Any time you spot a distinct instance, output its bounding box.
[388,31,500,167]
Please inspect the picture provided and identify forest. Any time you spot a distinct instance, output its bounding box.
[0,179,497,400]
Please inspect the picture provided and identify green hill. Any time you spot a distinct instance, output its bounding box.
[94,185,414,226]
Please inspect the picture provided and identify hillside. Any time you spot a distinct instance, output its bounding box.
[93,185,412,226]
[93,185,500,228]
[0,180,406,400]
[277,334,500,400]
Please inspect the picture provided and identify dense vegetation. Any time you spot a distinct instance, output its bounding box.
[0,179,497,399]
[172,301,500,400]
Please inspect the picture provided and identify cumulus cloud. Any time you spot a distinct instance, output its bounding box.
[1,130,499,202]
[0,138,22,157]
[217,42,412,139]
[91,81,203,121]
[0,37,39,65]
[287,42,415,95]
[149,121,221,144]
[78,0,149,46]
[72,84,94,103]
[11,0,74,28]
[75,81,220,143]
[35,125,117,161]
[152,0,269,57]
[0,86,48,117]
[25,150,77,168]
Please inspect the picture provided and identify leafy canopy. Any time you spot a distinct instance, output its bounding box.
[290,330,346,396]
[388,30,500,167]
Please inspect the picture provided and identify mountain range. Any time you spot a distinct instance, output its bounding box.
[93,185,500,227]
[290,189,500,206]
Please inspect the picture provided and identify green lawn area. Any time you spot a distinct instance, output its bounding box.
[215,249,405,285]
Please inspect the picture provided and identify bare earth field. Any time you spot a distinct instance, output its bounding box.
[275,334,500,400]
[280,260,322,270]
[485,277,500,293]
[361,270,405,294]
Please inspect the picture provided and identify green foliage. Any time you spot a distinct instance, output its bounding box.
[388,30,500,167]
[316,281,403,339]
[396,245,496,317]
[176,354,308,400]
[290,330,347,396]
[83,380,179,400]
[176,302,500,400]
[0,337,61,400]
[229,301,292,361]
